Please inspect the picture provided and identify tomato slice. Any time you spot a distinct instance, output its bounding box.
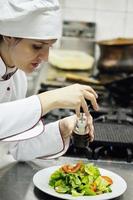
[101,176,113,185]
[61,162,81,173]
[91,182,97,192]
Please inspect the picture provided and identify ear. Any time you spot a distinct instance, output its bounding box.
[3,36,15,45]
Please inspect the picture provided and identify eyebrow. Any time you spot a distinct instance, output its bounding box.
[34,39,57,44]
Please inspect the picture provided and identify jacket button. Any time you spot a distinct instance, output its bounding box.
[7,87,10,91]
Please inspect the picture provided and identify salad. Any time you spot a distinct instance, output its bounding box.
[49,161,113,197]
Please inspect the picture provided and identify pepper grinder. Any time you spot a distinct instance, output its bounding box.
[72,110,89,148]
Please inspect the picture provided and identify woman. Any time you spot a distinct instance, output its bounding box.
[0,0,99,161]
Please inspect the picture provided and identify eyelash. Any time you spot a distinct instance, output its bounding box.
[32,45,43,50]
[32,44,53,51]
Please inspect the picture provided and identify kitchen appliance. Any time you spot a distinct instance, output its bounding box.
[60,21,96,57]
[97,38,133,73]
[105,75,133,107]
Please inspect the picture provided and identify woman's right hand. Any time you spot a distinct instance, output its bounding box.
[38,83,99,117]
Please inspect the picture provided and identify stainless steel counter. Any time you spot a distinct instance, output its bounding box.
[0,156,132,200]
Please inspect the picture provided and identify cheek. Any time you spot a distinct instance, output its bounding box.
[10,46,36,66]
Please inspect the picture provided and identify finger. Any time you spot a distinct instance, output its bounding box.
[85,112,93,125]
[89,125,94,142]
[85,124,94,141]
[84,91,99,111]
[81,97,90,117]
[85,114,94,141]
[75,105,81,118]
[83,85,98,99]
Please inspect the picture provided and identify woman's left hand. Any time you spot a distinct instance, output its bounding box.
[59,114,94,142]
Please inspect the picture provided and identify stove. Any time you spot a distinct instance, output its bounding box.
[39,82,133,163]
[67,108,133,163]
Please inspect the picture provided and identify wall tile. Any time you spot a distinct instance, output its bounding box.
[127,0,133,12]
[124,13,133,37]
[63,8,96,22]
[96,0,127,12]
[65,0,96,9]
[95,11,125,40]
[59,0,65,8]
[60,0,132,41]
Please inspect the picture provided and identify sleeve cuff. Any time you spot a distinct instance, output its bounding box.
[2,120,44,142]
[9,121,70,161]
[38,120,70,160]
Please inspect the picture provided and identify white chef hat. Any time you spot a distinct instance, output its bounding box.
[0,0,62,40]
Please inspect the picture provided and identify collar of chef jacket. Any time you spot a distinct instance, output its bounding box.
[0,57,17,81]
[0,56,44,142]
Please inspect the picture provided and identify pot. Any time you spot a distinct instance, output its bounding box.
[97,38,133,73]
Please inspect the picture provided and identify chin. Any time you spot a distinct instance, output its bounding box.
[22,65,35,74]
[26,69,35,74]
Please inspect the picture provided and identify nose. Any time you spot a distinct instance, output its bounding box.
[38,48,49,62]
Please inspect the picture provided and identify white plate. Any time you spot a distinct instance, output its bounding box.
[33,165,127,200]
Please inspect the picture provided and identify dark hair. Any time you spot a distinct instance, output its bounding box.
[0,35,22,44]
[0,35,3,42]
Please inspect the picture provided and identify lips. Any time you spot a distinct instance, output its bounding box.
[31,62,40,68]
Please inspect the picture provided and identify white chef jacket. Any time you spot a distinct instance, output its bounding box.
[0,57,69,161]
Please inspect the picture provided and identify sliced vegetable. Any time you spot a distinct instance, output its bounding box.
[101,176,113,185]
[49,162,113,197]
[91,182,97,192]
[61,162,82,173]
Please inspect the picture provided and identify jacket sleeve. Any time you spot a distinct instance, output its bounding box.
[0,94,70,160]
[0,95,42,140]
[9,121,70,161]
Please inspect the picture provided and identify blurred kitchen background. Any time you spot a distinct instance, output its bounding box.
[26,0,133,162]
[59,0,133,40]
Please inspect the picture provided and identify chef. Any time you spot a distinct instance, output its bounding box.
[0,0,99,161]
